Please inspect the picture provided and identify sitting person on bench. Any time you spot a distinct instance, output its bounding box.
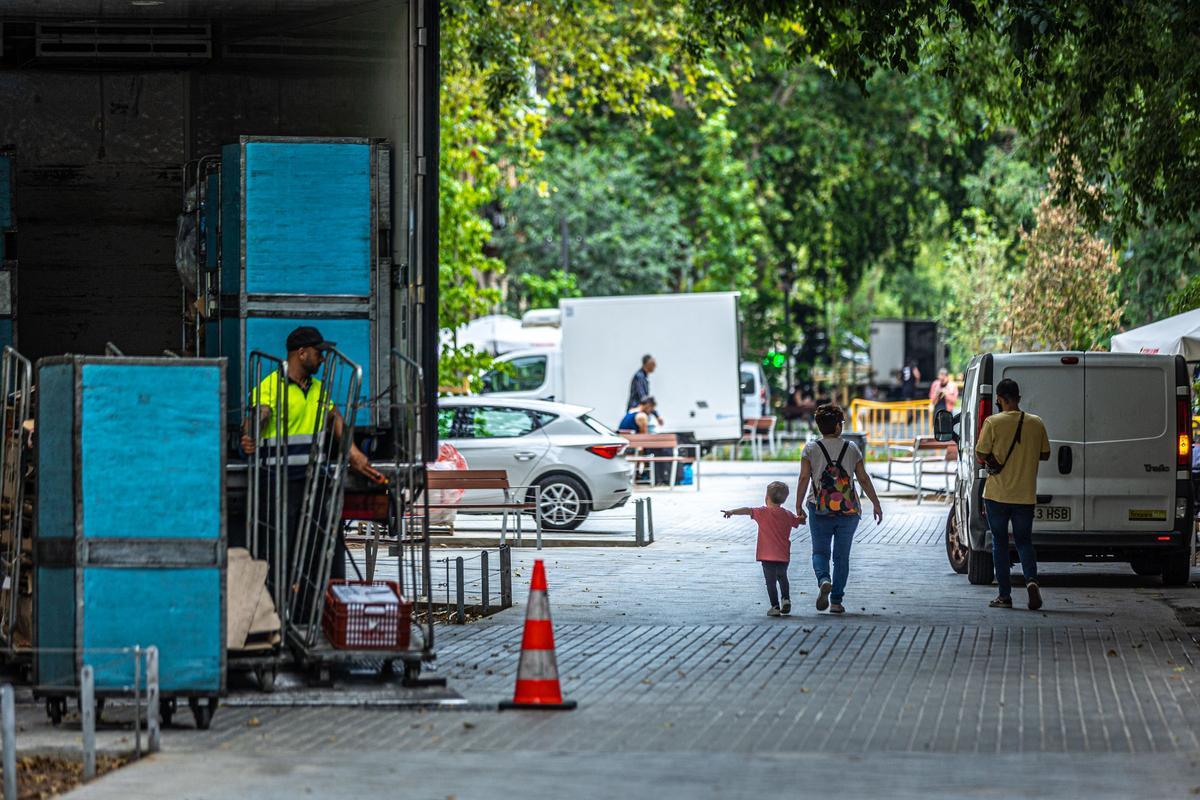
[619,396,671,484]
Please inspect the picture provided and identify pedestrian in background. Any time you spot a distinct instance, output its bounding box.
[975,378,1050,610]
[627,354,663,427]
[929,368,959,413]
[900,360,921,400]
[795,404,883,614]
[722,481,801,617]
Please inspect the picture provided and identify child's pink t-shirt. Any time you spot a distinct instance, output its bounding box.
[751,506,801,562]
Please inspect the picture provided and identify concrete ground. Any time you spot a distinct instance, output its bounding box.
[53,462,1200,797]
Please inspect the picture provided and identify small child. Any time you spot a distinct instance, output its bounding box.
[722,481,803,616]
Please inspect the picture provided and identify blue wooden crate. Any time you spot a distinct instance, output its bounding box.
[34,357,226,694]
[209,137,387,425]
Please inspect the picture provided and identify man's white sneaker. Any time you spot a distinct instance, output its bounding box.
[767,607,782,617]
[816,582,832,611]
[781,600,792,614]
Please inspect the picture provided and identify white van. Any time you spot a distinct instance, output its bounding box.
[935,351,1194,585]
[739,360,770,420]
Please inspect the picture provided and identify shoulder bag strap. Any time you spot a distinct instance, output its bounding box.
[997,412,1025,469]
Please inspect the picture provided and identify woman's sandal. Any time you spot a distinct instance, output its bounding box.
[988,596,1013,608]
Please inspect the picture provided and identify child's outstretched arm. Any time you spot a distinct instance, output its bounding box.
[721,507,753,519]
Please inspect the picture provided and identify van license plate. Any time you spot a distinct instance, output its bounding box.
[1035,506,1071,522]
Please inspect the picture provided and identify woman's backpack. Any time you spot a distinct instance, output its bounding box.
[813,440,859,516]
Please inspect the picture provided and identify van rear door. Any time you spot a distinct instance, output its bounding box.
[998,355,1085,531]
[1083,353,1174,533]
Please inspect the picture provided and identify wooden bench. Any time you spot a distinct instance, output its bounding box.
[620,433,700,491]
[424,469,542,545]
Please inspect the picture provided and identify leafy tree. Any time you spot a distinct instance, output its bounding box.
[1008,169,1124,351]
[493,142,690,298]
[510,269,581,313]
[687,1,1200,242]
[943,209,1011,362]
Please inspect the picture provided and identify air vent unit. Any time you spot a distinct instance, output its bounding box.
[35,21,211,61]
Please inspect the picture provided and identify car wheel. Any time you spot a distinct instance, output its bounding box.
[946,507,968,574]
[534,474,590,531]
[1161,552,1193,587]
[966,547,994,586]
[1130,558,1162,577]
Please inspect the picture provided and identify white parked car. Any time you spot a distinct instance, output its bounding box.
[739,360,769,420]
[438,396,633,530]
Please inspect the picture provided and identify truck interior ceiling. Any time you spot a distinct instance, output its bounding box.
[0,0,435,398]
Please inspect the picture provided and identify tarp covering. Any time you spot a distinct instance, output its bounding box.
[1111,308,1200,361]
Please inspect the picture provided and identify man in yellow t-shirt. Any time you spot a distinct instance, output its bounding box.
[975,378,1051,611]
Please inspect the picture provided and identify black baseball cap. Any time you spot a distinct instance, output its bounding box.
[286,326,335,352]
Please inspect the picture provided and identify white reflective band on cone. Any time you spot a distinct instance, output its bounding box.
[516,648,560,681]
[525,589,551,621]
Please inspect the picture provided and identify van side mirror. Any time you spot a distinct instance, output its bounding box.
[934,409,959,443]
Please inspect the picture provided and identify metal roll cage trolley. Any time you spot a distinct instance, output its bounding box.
[241,347,434,686]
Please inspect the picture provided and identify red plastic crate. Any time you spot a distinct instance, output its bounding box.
[321,580,411,650]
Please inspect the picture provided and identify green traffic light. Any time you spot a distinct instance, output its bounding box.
[771,353,786,368]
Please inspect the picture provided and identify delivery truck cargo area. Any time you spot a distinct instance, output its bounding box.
[481,292,744,444]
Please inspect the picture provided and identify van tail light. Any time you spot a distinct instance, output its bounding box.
[587,444,625,459]
[976,396,992,443]
[1178,398,1190,467]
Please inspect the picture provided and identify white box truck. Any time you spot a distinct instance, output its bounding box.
[479,292,743,444]
[869,318,944,394]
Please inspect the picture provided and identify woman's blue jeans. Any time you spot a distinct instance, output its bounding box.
[808,504,860,604]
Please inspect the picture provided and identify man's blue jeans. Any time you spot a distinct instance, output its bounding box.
[808,505,860,604]
[984,499,1038,598]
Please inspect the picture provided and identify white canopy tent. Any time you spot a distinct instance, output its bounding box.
[1110,308,1200,361]
[441,314,561,356]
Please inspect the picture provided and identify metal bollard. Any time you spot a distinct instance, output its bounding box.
[499,545,513,609]
[646,496,655,543]
[133,647,142,759]
[80,666,96,781]
[146,647,161,754]
[2,685,17,800]
[455,557,466,624]
[481,550,490,616]
[635,499,645,546]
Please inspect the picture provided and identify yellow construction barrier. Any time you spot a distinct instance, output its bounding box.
[847,398,935,454]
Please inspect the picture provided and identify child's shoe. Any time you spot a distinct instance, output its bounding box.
[767,607,782,617]
[780,599,791,614]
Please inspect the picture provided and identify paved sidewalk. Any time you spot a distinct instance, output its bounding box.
[59,462,1200,798]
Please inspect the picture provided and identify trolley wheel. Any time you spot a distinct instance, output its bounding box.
[160,698,177,727]
[189,697,218,730]
[255,665,277,693]
[46,697,66,726]
[403,660,421,685]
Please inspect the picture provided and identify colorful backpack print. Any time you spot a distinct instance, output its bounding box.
[813,441,859,516]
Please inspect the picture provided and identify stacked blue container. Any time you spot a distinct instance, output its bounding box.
[0,148,16,350]
[34,356,226,727]
[206,136,390,424]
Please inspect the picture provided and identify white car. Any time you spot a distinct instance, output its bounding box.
[438,396,633,530]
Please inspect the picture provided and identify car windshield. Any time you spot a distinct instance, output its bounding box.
[483,355,546,393]
[740,371,755,395]
[581,414,617,437]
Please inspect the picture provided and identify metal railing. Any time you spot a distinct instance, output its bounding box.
[423,546,513,624]
[0,347,31,655]
[3,646,161,797]
[847,398,935,454]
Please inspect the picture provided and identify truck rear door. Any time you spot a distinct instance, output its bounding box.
[1083,354,1175,533]
[998,355,1085,531]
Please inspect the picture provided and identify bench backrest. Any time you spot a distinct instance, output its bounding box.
[621,433,679,448]
[745,416,776,432]
[915,437,958,459]
[425,469,510,490]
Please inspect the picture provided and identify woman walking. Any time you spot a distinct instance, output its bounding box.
[796,404,884,613]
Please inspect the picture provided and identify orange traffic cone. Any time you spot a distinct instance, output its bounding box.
[498,559,577,711]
